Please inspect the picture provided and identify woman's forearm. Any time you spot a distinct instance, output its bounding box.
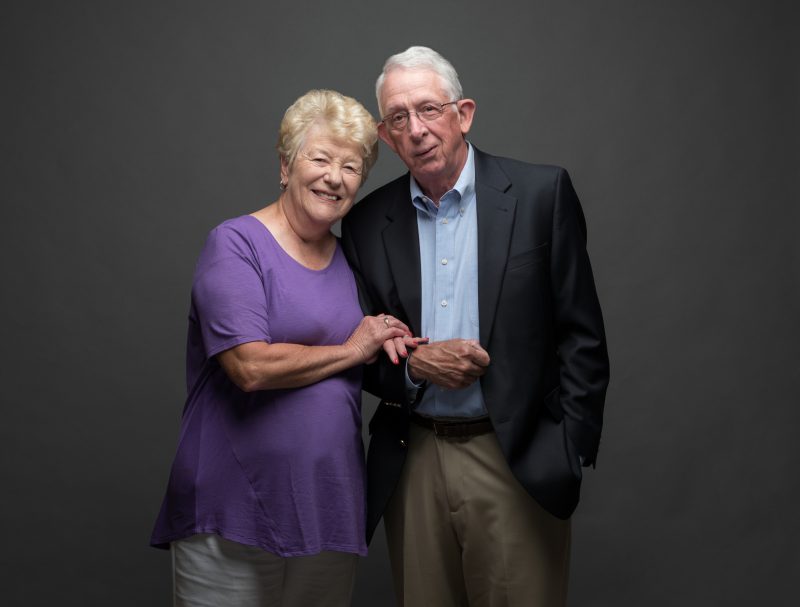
[217,341,364,392]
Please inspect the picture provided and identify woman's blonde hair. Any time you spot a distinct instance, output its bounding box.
[277,89,378,183]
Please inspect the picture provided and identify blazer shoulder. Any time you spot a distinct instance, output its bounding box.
[485,153,566,181]
[473,147,568,193]
[345,173,409,227]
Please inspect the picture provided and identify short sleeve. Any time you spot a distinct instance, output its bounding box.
[191,223,271,358]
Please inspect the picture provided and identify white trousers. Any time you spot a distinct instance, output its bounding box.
[171,533,358,607]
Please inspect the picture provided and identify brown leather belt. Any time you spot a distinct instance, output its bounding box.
[410,412,493,438]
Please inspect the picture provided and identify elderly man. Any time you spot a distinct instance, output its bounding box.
[341,46,609,607]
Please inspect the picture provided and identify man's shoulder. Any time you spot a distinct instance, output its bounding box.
[475,148,566,185]
[359,171,410,205]
[345,172,409,226]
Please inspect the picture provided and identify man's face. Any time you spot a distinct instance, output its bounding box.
[378,68,475,194]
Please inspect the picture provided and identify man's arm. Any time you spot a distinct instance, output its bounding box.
[340,219,414,404]
[407,339,490,389]
[550,169,610,466]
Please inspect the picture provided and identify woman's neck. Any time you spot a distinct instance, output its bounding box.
[252,199,336,270]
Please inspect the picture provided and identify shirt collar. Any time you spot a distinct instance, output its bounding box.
[410,143,475,217]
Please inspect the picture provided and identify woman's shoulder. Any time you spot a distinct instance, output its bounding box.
[209,214,260,238]
[197,215,266,264]
[205,214,266,246]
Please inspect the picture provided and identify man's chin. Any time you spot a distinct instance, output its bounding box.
[412,158,443,177]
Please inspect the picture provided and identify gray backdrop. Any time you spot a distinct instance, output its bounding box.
[2,1,798,605]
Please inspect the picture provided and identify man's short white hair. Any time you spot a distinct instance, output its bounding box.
[375,46,463,116]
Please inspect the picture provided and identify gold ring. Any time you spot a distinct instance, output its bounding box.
[384,317,390,327]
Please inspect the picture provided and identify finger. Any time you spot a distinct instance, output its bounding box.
[466,344,490,366]
[393,336,408,358]
[464,339,488,352]
[386,327,408,340]
[403,336,428,350]
[465,361,489,377]
[385,316,412,336]
[470,352,491,367]
[382,339,400,365]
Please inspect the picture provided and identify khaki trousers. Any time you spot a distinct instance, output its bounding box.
[384,423,571,607]
[171,533,357,607]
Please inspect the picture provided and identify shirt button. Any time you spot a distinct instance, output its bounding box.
[441,258,448,265]
[459,208,465,216]
[442,218,448,224]
[441,300,448,307]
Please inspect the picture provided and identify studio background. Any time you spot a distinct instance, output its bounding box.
[2,1,798,605]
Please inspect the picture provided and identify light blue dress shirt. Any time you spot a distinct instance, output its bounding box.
[409,144,488,418]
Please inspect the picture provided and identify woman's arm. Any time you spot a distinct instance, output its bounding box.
[217,315,410,392]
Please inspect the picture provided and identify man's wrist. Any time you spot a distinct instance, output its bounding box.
[405,352,426,387]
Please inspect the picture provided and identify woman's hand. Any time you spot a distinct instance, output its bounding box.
[345,314,411,364]
[382,335,430,365]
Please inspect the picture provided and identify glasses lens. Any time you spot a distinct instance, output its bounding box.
[389,113,408,130]
[419,104,444,120]
[386,103,453,130]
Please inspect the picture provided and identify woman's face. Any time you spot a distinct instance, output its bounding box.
[281,124,364,231]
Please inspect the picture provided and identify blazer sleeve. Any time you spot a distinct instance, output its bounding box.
[340,219,412,406]
[550,168,610,465]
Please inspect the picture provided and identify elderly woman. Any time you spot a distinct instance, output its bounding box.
[150,90,413,607]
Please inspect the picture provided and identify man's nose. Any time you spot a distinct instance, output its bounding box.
[406,112,427,139]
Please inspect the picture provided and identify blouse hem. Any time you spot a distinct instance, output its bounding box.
[150,527,368,557]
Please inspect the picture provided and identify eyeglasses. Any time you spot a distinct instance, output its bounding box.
[300,152,363,177]
[380,101,459,132]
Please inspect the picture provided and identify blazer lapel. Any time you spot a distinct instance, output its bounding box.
[474,149,516,346]
[381,176,423,335]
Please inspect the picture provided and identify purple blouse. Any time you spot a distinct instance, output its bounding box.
[150,215,367,556]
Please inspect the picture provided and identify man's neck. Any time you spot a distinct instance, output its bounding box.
[414,144,469,205]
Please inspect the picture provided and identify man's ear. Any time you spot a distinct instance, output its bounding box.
[457,99,476,135]
[378,123,399,153]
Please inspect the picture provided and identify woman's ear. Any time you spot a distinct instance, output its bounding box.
[280,156,290,186]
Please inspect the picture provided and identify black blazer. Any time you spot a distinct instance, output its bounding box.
[341,147,609,542]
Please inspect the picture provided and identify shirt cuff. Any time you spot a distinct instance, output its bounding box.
[404,356,425,402]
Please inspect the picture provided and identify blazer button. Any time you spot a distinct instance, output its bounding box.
[399,440,407,448]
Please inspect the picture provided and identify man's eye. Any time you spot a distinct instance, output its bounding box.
[391,113,407,124]
[421,104,437,113]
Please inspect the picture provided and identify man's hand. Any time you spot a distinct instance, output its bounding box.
[407,339,490,389]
